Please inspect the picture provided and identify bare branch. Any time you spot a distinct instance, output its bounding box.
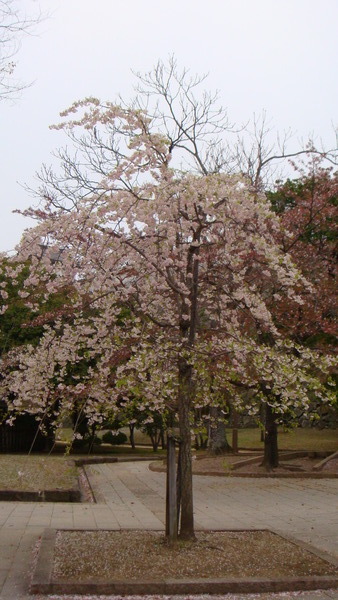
[132,57,235,174]
[0,0,43,101]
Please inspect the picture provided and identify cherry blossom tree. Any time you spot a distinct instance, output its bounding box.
[1,63,337,539]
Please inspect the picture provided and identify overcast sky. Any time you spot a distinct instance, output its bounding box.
[0,0,337,253]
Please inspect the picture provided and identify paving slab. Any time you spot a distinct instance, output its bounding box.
[0,459,338,599]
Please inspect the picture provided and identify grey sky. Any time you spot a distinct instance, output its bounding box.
[0,0,337,253]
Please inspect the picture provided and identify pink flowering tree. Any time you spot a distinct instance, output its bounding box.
[1,64,337,540]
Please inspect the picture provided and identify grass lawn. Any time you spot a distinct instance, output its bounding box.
[0,455,78,491]
[228,427,338,452]
[115,426,337,453]
[59,426,338,453]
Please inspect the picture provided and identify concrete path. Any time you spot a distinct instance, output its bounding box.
[0,460,338,599]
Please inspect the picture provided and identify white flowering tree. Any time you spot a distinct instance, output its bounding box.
[1,64,336,540]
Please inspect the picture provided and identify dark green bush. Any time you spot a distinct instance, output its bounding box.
[102,430,128,445]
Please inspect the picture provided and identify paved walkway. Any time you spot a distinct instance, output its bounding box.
[0,460,338,599]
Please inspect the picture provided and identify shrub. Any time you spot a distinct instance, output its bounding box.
[102,430,128,445]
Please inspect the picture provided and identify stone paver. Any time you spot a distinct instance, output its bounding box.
[0,460,338,599]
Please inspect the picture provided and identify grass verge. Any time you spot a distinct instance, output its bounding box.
[228,427,338,452]
[0,455,78,491]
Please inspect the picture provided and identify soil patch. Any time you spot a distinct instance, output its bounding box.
[232,456,338,476]
[31,528,338,595]
[150,451,338,477]
[53,530,337,580]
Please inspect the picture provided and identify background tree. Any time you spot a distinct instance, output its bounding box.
[255,158,337,465]
[0,255,79,451]
[0,256,74,355]
[0,259,40,353]
[268,157,337,344]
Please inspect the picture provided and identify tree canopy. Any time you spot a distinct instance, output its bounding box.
[268,157,337,345]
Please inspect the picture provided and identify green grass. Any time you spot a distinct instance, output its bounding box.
[227,427,338,452]
[59,427,162,450]
[60,426,338,454]
[0,455,78,491]
[96,445,165,455]
[59,426,338,453]
[60,444,165,456]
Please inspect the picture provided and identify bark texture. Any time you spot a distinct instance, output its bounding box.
[177,358,195,540]
[261,403,279,470]
[208,407,231,455]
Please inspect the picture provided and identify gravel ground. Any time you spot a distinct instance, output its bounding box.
[52,530,337,582]
[33,592,338,600]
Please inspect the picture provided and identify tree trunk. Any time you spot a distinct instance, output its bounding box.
[165,435,178,541]
[231,409,239,455]
[149,429,160,452]
[208,406,231,455]
[176,441,182,531]
[129,424,135,449]
[175,238,200,540]
[177,358,195,540]
[260,402,266,442]
[261,403,279,470]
